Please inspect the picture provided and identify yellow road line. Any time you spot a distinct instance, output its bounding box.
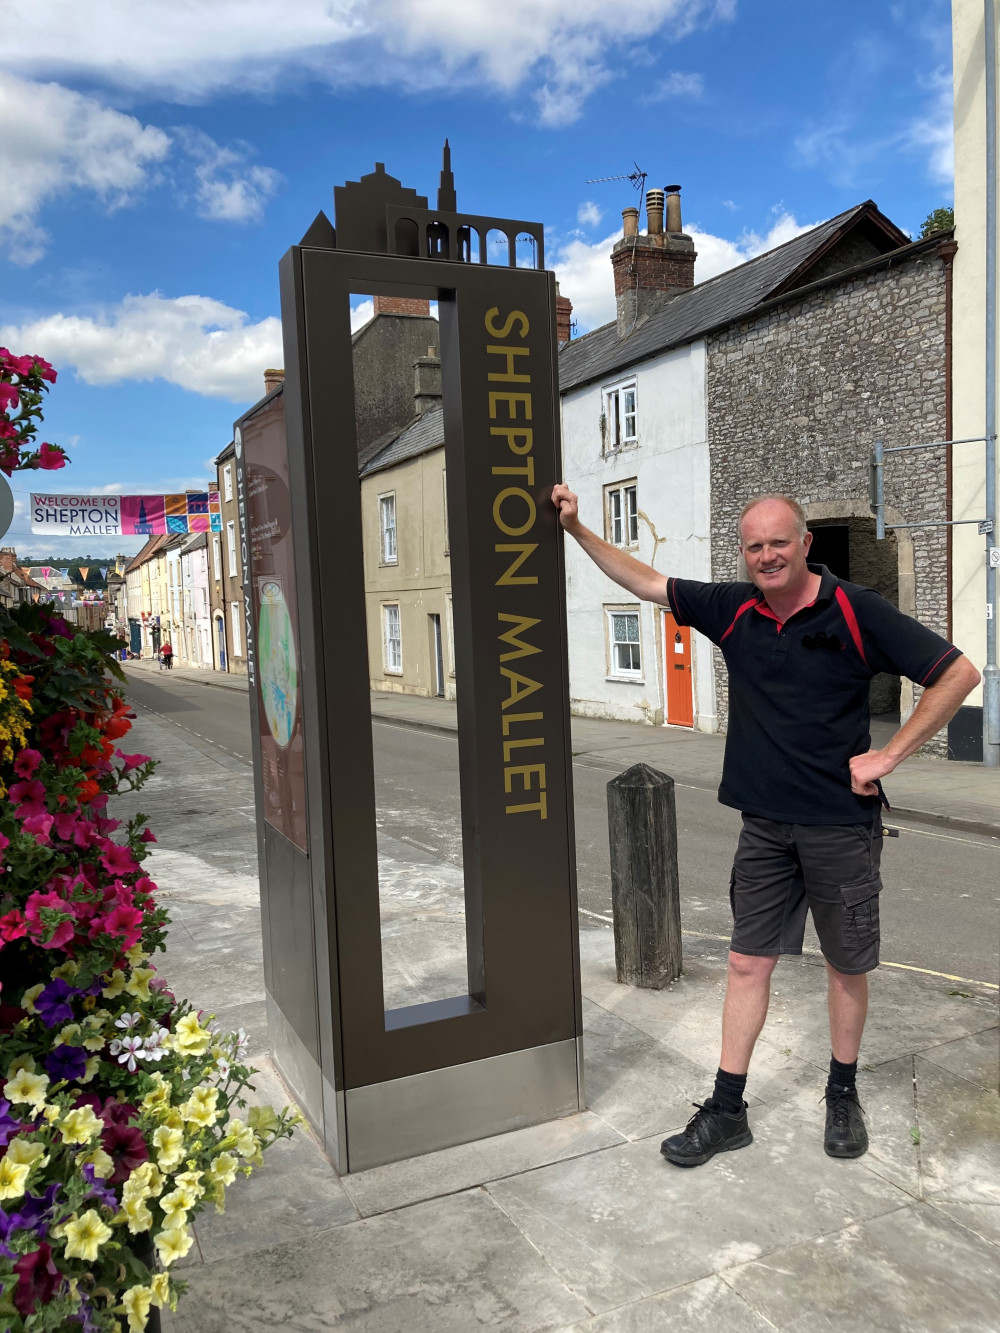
[579,917,999,991]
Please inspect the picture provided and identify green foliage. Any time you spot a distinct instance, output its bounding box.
[919,207,954,239]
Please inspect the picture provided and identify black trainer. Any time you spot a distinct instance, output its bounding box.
[823,1084,868,1158]
[660,1100,753,1167]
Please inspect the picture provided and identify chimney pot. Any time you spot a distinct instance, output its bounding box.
[665,185,683,234]
[646,188,665,237]
[263,368,284,392]
[622,207,639,238]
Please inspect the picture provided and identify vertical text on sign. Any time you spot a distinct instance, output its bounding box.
[487,306,547,821]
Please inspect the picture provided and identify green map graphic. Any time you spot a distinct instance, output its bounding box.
[258,585,298,747]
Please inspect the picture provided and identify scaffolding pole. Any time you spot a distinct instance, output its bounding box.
[985,0,999,764]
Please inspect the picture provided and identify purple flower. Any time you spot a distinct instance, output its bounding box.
[5,1184,60,1240]
[0,1098,21,1148]
[81,1163,117,1211]
[45,1043,87,1083]
[34,978,77,1028]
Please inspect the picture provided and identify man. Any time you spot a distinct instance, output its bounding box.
[551,485,980,1165]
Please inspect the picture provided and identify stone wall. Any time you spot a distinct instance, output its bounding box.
[707,245,950,754]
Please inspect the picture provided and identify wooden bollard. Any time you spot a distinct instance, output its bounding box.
[607,762,682,988]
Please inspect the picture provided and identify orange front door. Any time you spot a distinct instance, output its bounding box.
[663,611,694,727]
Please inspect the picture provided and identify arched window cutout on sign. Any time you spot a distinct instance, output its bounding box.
[515,232,538,269]
[487,229,509,266]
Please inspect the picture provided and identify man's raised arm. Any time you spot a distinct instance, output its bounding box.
[551,482,670,606]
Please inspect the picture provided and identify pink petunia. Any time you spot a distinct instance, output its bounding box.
[12,749,42,779]
[100,843,137,877]
[101,902,144,948]
[0,382,18,412]
[24,890,75,949]
[73,820,100,849]
[9,779,44,805]
[139,827,157,843]
[32,356,57,384]
[52,811,78,841]
[117,752,151,774]
[0,909,27,942]
[21,812,54,843]
[37,443,65,469]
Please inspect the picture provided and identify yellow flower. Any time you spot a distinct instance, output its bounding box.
[152,1126,184,1171]
[122,1284,153,1333]
[0,1157,30,1201]
[42,1105,61,1124]
[247,1104,279,1135]
[63,1209,113,1262]
[60,1105,104,1145]
[50,959,79,981]
[82,1147,115,1180]
[5,1067,49,1111]
[208,1151,238,1187]
[20,983,45,1014]
[81,1028,106,1052]
[172,1012,212,1055]
[125,967,156,1001]
[102,969,127,998]
[82,994,97,1012]
[180,1085,219,1128]
[222,1117,257,1159]
[125,943,148,967]
[6,1054,36,1076]
[173,1168,204,1196]
[160,1205,189,1232]
[123,1161,163,1200]
[123,1194,154,1234]
[5,1137,48,1169]
[162,1107,184,1131]
[141,1072,171,1114]
[154,1225,194,1267]
[55,1022,82,1047]
[80,1056,101,1084]
[149,1271,172,1310]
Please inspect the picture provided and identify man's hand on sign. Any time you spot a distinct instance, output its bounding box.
[551,482,580,532]
[849,747,896,796]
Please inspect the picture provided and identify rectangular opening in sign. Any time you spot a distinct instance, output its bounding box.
[351,290,478,1024]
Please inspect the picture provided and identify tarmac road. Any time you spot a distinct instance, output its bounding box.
[125,669,1000,988]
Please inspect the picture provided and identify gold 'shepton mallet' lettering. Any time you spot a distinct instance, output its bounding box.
[486,306,547,819]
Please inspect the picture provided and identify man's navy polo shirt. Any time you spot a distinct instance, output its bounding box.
[667,564,961,825]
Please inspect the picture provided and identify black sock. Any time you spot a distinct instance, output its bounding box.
[828,1055,858,1092]
[712,1067,747,1114]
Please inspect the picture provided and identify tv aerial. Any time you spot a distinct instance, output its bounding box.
[586,162,648,198]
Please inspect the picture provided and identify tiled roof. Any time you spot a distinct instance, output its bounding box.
[359,406,444,478]
[557,201,907,393]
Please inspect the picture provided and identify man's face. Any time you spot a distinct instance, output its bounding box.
[740,500,812,597]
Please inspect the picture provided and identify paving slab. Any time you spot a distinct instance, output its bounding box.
[164,1189,591,1332]
[913,1057,1000,1205]
[930,1200,1000,1248]
[724,1203,1000,1333]
[487,1118,906,1315]
[559,1274,776,1333]
[917,1024,1000,1092]
[342,1111,625,1218]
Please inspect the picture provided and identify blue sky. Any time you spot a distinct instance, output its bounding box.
[2,0,953,557]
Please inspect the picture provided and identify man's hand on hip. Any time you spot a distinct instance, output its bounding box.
[849,748,896,796]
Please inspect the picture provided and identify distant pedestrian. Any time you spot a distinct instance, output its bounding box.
[160,642,173,670]
[552,484,980,1165]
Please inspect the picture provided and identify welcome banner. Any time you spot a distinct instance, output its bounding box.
[31,492,223,539]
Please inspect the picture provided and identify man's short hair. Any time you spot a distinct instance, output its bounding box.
[738,494,808,543]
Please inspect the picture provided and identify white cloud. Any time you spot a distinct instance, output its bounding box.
[0,72,170,264]
[174,129,283,223]
[577,201,603,228]
[12,0,731,126]
[0,73,283,262]
[553,211,817,332]
[641,70,704,102]
[0,294,283,402]
[351,299,375,332]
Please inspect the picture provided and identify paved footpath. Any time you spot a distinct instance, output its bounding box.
[114,683,1000,1333]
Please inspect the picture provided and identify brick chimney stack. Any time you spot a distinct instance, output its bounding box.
[413,345,442,415]
[555,282,573,344]
[263,368,284,393]
[610,185,696,338]
[374,295,431,316]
